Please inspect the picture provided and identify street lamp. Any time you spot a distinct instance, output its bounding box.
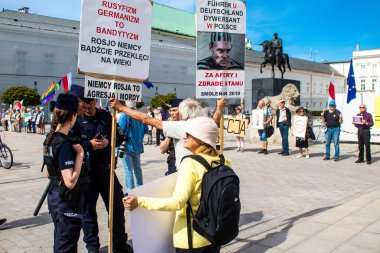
[155,86,158,95]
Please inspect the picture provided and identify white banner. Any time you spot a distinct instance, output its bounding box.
[130,173,178,253]
[251,109,264,130]
[196,70,244,98]
[292,115,308,138]
[197,0,246,33]
[84,76,142,101]
[78,0,152,81]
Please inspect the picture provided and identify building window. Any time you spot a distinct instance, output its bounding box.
[306,82,310,92]
[313,83,316,93]
[306,102,309,108]
[16,51,27,74]
[372,79,377,91]
[44,53,55,75]
[361,64,366,69]
[373,64,378,69]
[325,84,329,94]
[320,84,323,94]
[361,79,366,90]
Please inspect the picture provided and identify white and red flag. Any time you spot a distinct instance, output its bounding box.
[58,73,72,92]
[17,100,23,110]
[328,72,336,103]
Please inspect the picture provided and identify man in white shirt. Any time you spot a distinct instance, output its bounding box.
[109,98,226,167]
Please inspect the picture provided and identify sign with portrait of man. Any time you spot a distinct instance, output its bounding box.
[196,0,246,99]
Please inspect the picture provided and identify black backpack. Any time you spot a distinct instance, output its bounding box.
[183,155,241,248]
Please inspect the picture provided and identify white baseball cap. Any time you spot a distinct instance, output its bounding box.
[186,117,218,150]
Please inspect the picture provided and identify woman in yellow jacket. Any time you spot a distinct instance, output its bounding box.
[123,117,230,253]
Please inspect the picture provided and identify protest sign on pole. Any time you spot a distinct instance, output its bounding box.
[226,117,248,137]
[78,0,152,83]
[196,0,246,99]
[78,1,152,252]
[84,76,142,102]
[292,115,308,138]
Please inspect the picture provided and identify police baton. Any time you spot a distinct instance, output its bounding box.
[33,181,51,216]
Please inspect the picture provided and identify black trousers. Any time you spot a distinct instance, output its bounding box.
[82,167,127,251]
[175,244,221,253]
[156,129,164,145]
[358,128,371,162]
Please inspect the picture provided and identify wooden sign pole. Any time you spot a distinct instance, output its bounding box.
[219,115,224,155]
[108,109,117,253]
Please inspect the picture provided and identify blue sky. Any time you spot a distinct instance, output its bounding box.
[1,0,379,62]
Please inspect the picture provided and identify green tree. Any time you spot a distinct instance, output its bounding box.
[1,86,41,106]
[136,101,145,109]
[150,93,176,109]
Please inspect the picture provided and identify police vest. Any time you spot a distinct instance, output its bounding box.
[43,133,90,195]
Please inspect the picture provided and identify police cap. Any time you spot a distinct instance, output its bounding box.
[167,99,183,108]
[56,94,78,112]
[70,84,95,104]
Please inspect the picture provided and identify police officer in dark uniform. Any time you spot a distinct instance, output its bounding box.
[70,85,132,253]
[43,93,89,253]
[160,99,183,175]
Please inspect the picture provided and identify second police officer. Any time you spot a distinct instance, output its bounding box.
[70,85,133,253]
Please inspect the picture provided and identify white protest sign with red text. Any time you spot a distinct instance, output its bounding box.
[78,0,152,82]
[196,0,246,99]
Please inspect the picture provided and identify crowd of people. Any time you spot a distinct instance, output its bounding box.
[0,107,46,134]
[39,83,229,253]
[235,99,374,165]
[2,84,374,253]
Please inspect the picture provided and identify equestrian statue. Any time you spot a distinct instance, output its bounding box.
[260,32,291,79]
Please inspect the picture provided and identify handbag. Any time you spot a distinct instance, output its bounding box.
[306,127,315,140]
[265,125,274,138]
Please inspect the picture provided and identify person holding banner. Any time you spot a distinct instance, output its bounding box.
[235,106,246,152]
[295,107,312,159]
[123,117,229,253]
[197,32,244,70]
[353,104,374,165]
[109,98,226,168]
[70,85,133,253]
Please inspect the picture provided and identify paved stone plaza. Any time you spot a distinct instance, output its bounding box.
[0,131,379,253]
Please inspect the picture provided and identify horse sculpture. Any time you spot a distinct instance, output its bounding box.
[260,40,291,79]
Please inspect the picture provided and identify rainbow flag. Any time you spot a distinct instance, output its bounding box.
[40,81,55,104]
